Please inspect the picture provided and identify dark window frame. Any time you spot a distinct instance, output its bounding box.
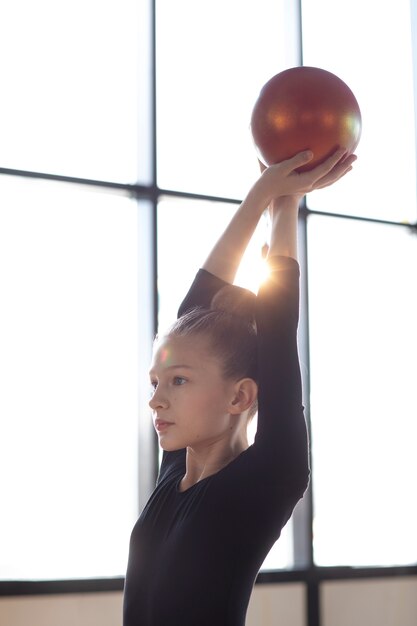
[1,2,417,626]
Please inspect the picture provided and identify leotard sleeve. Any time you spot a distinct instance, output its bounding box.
[253,255,309,486]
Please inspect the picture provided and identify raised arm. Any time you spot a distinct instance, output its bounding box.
[202,148,356,282]
[251,149,356,473]
[179,149,356,317]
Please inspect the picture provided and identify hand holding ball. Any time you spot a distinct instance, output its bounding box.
[250,67,361,172]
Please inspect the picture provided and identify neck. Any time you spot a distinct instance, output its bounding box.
[179,432,249,492]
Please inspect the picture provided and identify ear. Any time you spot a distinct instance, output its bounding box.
[229,378,258,415]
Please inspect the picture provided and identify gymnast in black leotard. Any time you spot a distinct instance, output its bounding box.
[123,148,356,626]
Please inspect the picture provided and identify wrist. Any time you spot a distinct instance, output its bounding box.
[269,195,301,219]
[271,194,301,210]
[244,181,273,217]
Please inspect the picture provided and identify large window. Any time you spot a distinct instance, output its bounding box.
[0,178,141,579]
[308,216,417,567]
[0,0,149,581]
[301,0,417,568]
[1,0,416,599]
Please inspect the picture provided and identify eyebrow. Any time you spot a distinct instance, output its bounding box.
[149,364,194,375]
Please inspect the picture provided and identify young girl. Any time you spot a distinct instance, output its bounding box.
[123,148,356,626]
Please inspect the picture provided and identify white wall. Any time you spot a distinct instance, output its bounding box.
[247,583,306,626]
[322,577,417,626]
[0,585,305,626]
[0,578,416,626]
[0,592,122,626]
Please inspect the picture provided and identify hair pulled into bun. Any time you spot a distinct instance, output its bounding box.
[210,284,257,330]
[165,283,258,414]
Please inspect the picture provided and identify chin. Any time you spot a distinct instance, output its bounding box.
[159,439,185,452]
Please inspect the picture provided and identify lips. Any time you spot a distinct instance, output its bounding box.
[154,419,174,432]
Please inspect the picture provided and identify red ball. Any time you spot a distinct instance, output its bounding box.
[250,66,362,172]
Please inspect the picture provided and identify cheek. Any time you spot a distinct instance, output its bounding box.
[196,391,226,416]
[197,398,231,431]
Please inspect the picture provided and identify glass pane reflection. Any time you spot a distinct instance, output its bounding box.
[0,0,141,182]
[0,176,140,579]
[308,215,417,566]
[302,0,416,223]
[156,0,300,200]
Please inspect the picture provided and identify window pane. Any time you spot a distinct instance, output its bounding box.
[157,197,294,570]
[302,0,417,223]
[308,215,417,566]
[0,0,142,183]
[156,0,300,199]
[0,177,140,579]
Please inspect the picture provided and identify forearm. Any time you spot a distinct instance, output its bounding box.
[202,184,269,283]
[202,147,355,281]
[267,196,300,261]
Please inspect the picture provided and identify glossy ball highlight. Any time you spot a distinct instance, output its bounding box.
[250,66,362,172]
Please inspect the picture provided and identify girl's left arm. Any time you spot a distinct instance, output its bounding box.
[253,150,357,481]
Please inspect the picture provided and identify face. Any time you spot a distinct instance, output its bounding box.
[148,334,239,452]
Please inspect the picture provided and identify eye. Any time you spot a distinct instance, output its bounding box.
[173,376,187,386]
[150,380,158,392]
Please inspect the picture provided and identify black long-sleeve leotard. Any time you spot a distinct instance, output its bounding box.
[123,255,310,626]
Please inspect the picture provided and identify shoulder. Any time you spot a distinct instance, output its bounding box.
[255,255,300,325]
[177,269,229,317]
[261,255,300,292]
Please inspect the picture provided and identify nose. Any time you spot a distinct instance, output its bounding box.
[149,386,168,410]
